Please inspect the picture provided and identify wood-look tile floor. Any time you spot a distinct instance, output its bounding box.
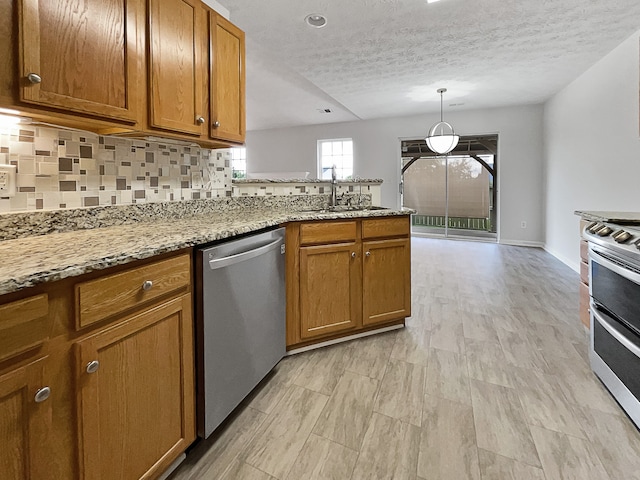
[171,238,640,480]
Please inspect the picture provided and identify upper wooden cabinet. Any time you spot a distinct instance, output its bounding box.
[18,0,141,123]
[0,0,246,146]
[209,11,245,143]
[147,0,205,136]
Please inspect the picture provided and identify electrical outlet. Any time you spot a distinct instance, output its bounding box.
[0,164,16,197]
[521,221,527,229]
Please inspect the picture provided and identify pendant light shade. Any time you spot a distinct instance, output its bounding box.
[425,88,459,155]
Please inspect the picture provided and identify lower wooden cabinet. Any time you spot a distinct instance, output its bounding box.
[579,220,590,329]
[299,242,360,339]
[287,216,411,349]
[0,251,194,480]
[0,356,51,480]
[75,294,194,480]
[362,238,411,326]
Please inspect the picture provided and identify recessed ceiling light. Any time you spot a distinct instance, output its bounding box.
[426,0,441,3]
[305,14,327,28]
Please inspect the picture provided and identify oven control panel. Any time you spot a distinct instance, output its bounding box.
[584,221,640,258]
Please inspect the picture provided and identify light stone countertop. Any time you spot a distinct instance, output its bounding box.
[0,206,411,296]
[233,178,383,184]
[574,210,640,224]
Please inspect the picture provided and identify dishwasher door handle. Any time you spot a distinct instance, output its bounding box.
[208,237,283,270]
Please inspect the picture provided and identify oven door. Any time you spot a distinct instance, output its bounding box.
[589,245,640,335]
[590,303,640,428]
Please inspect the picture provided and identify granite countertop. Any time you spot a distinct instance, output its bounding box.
[575,210,640,224]
[0,205,411,296]
[233,178,383,184]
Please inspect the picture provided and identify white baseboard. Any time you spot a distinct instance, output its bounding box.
[498,239,544,248]
[286,324,404,355]
[543,245,580,273]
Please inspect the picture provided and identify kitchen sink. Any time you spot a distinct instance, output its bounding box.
[299,205,390,214]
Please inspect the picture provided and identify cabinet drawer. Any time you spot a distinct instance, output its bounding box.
[579,282,590,329]
[362,217,410,239]
[300,221,357,245]
[75,254,191,329]
[580,260,589,285]
[580,240,588,263]
[0,294,50,362]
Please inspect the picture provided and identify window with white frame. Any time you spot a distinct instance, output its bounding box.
[318,139,353,180]
[231,147,246,179]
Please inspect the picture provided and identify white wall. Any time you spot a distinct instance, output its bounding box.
[246,104,545,245]
[544,31,640,271]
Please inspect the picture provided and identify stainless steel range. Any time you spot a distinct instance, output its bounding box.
[583,220,640,428]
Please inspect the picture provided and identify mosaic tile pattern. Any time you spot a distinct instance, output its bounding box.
[232,181,382,205]
[0,125,232,213]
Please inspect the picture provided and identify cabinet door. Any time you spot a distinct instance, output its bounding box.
[299,243,360,340]
[148,0,205,135]
[209,12,245,143]
[0,356,51,480]
[362,238,411,326]
[75,294,195,480]
[19,0,140,122]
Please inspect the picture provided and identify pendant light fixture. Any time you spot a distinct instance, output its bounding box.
[425,88,459,155]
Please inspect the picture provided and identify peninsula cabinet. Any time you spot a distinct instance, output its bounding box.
[286,216,411,350]
[298,221,361,340]
[0,250,195,480]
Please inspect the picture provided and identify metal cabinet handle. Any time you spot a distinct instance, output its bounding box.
[351,252,356,258]
[86,360,100,374]
[196,116,205,125]
[27,73,42,84]
[212,121,220,128]
[142,280,153,291]
[34,386,50,403]
[365,251,371,257]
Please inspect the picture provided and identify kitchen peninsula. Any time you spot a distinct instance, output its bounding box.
[0,195,411,479]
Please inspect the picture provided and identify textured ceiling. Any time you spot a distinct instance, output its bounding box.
[220,0,640,131]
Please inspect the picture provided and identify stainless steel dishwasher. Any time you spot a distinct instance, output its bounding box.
[195,227,286,438]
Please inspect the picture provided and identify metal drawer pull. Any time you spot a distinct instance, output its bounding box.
[351,252,356,258]
[34,386,50,403]
[213,121,220,128]
[365,251,371,257]
[27,73,42,84]
[142,280,153,291]
[86,360,100,374]
[196,116,205,124]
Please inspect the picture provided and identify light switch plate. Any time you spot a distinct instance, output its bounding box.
[0,164,17,197]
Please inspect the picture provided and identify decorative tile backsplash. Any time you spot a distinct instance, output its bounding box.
[0,125,232,213]
[232,180,382,205]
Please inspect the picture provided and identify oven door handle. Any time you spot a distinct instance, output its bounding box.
[589,246,640,285]
[592,304,640,360]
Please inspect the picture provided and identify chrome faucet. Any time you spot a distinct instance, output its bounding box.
[330,164,338,208]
